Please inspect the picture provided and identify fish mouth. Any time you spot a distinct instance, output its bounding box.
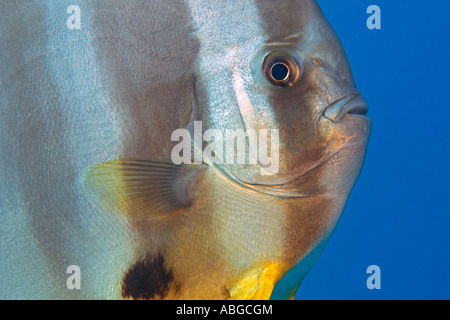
[214,94,371,198]
[323,94,369,122]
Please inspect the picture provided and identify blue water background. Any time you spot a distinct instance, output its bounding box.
[296,0,450,299]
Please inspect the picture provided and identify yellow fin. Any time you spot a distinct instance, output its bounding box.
[226,263,285,300]
[83,158,206,220]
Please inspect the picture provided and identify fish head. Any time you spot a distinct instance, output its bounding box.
[195,0,370,186]
[192,0,371,297]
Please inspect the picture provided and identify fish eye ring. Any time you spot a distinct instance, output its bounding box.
[263,53,300,87]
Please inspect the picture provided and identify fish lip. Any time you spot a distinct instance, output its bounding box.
[323,94,369,122]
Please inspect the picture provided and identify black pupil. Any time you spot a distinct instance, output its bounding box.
[271,62,289,81]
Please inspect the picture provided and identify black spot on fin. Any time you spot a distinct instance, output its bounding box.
[121,253,175,300]
[83,158,206,220]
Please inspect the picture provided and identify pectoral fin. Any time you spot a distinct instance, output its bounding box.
[83,158,206,220]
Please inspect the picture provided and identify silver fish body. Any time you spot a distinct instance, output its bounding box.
[0,0,370,299]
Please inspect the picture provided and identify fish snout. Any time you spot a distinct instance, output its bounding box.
[323,94,369,122]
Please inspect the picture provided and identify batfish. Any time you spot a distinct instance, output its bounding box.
[0,0,370,299]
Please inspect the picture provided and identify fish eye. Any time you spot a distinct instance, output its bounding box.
[263,53,300,87]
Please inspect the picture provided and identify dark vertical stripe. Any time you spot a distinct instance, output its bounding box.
[91,0,200,160]
[254,0,319,43]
